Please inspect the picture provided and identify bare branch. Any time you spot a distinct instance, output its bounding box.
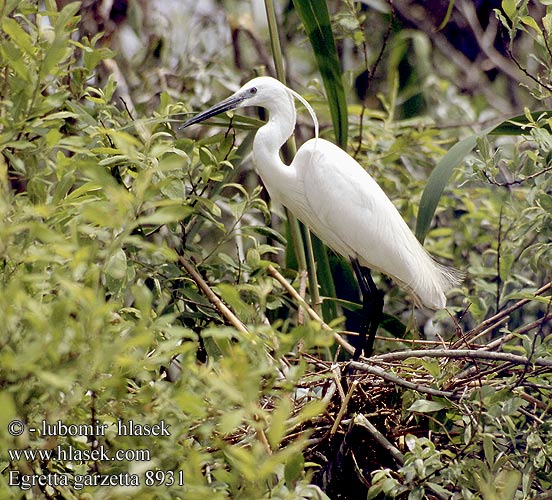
[454,281,552,346]
[354,413,404,465]
[179,255,248,333]
[391,0,515,113]
[349,362,454,398]
[371,348,552,368]
[459,0,529,84]
[267,264,356,355]
[482,164,552,186]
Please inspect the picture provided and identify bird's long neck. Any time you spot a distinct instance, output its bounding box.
[252,92,297,200]
[253,92,296,167]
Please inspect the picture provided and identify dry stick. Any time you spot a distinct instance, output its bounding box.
[529,489,552,500]
[330,380,358,437]
[179,256,248,333]
[267,264,355,355]
[372,349,552,368]
[353,414,404,466]
[467,316,510,345]
[484,313,552,351]
[348,362,454,398]
[455,281,552,346]
[459,0,528,85]
[516,389,552,413]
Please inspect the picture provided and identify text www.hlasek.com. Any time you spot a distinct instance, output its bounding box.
[8,445,150,463]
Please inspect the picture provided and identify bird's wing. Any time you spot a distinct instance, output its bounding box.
[290,138,435,297]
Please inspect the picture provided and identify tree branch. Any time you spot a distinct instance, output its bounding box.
[179,255,248,333]
[371,348,552,368]
[267,264,356,355]
[348,361,454,398]
[354,413,404,465]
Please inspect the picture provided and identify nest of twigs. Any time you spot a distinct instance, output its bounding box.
[279,278,552,499]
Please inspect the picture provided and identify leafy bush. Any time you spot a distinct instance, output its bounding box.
[1,1,551,499]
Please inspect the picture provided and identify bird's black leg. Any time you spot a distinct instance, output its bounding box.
[350,258,384,360]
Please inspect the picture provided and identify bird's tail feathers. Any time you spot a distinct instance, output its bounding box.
[404,253,463,311]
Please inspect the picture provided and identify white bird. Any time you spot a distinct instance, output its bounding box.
[180,77,461,354]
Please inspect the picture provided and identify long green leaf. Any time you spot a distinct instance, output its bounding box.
[415,133,480,243]
[292,0,348,147]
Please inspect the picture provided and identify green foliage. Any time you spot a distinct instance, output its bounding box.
[1,0,552,499]
[0,2,330,498]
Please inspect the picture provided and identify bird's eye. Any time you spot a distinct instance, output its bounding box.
[248,87,257,95]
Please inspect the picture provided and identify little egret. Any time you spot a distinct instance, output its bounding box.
[180,76,461,357]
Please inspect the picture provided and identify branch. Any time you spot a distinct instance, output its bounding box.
[459,0,529,85]
[482,164,552,186]
[348,361,454,398]
[267,264,356,355]
[455,281,552,346]
[391,0,515,113]
[354,413,404,465]
[179,255,248,333]
[371,348,552,368]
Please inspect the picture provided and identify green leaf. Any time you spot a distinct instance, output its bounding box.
[54,1,81,33]
[2,17,36,56]
[284,452,305,486]
[266,397,292,449]
[0,392,17,430]
[416,133,478,243]
[483,434,495,468]
[489,110,552,134]
[415,111,550,243]
[408,399,447,413]
[437,0,456,31]
[243,225,287,246]
[0,40,31,82]
[502,0,517,20]
[41,35,72,77]
[105,248,128,280]
[290,399,327,426]
[292,0,348,147]
[137,205,194,226]
[496,470,522,500]
[521,15,542,34]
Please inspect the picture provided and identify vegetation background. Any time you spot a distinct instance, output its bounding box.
[0,0,551,498]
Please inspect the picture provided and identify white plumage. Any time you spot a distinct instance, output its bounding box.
[181,76,461,310]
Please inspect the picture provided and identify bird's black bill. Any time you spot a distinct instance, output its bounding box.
[179,94,245,130]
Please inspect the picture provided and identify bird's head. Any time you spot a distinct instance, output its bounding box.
[179,76,318,137]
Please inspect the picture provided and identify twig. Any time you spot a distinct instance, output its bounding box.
[488,314,552,350]
[529,490,552,500]
[102,58,148,142]
[391,0,515,113]
[459,0,528,84]
[179,255,248,333]
[506,45,552,93]
[455,281,552,346]
[482,164,552,186]
[267,264,356,355]
[330,380,358,436]
[515,389,552,414]
[348,362,454,398]
[354,413,404,465]
[371,348,552,368]
[353,2,394,158]
[467,316,510,345]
